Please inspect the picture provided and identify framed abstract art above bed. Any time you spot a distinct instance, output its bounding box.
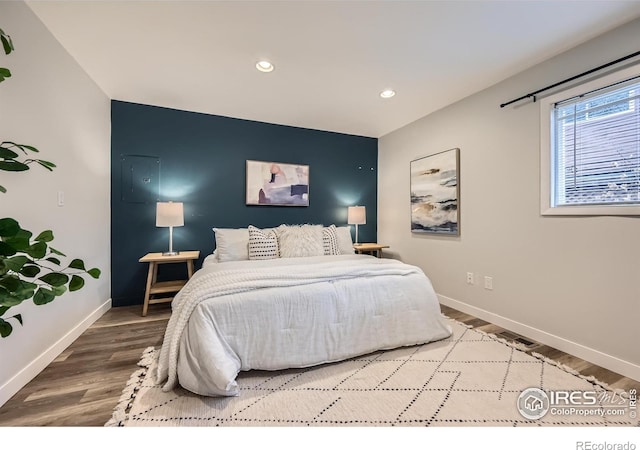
[410,148,460,235]
[246,160,309,206]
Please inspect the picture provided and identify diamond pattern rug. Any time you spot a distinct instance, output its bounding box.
[106,319,638,427]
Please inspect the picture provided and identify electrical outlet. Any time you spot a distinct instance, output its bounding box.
[466,272,474,285]
[484,276,493,290]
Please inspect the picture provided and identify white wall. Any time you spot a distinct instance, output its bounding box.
[0,2,111,406]
[379,19,640,380]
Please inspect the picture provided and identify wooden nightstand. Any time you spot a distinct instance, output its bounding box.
[138,251,200,316]
[353,243,390,258]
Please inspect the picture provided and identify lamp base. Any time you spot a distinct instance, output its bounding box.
[162,251,180,256]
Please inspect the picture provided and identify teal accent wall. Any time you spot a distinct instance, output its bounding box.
[111,101,378,307]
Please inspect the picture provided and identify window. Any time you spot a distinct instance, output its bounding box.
[541,64,640,216]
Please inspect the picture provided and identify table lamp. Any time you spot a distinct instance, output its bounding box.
[348,205,366,244]
[156,201,184,255]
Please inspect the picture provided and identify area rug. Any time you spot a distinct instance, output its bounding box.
[106,319,638,427]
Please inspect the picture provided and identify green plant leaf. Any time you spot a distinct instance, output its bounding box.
[0,279,34,305]
[33,288,55,305]
[45,257,61,266]
[0,260,6,276]
[17,144,38,153]
[0,160,29,171]
[0,286,15,305]
[26,242,47,259]
[0,296,23,307]
[1,32,13,55]
[4,229,32,250]
[14,280,36,301]
[36,160,56,171]
[0,319,12,338]
[0,218,19,237]
[87,268,101,279]
[69,259,85,270]
[0,308,20,328]
[0,185,6,193]
[38,272,68,287]
[69,275,84,292]
[0,313,18,340]
[35,230,54,243]
[20,265,40,278]
[0,146,18,159]
[49,247,66,257]
[4,255,28,272]
[0,142,36,153]
[0,275,20,291]
[0,242,16,257]
[51,285,66,296]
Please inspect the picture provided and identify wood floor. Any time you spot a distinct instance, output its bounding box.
[0,303,637,426]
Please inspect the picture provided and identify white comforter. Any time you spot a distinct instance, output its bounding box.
[155,254,452,397]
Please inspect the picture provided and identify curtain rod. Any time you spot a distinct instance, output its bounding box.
[499,49,640,108]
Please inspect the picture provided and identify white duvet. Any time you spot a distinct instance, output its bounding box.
[155,254,452,397]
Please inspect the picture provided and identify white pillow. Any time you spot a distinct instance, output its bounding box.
[248,225,279,260]
[277,224,324,258]
[212,228,249,262]
[335,226,355,254]
[203,252,219,267]
[322,225,340,256]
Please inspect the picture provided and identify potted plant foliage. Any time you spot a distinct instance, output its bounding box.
[0,28,101,337]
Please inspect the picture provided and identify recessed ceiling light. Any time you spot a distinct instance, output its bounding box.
[380,89,396,99]
[256,60,274,73]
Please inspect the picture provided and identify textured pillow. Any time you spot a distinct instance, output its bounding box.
[212,228,249,262]
[277,224,325,258]
[335,226,355,254]
[248,225,279,260]
[322,225,340,256]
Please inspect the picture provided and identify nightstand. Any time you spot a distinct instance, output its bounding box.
[138,251,200,316]
[353,243,390,258]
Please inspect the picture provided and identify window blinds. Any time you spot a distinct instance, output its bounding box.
[552,77,640,207]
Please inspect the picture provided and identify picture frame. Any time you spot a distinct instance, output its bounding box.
[410,148,460,235]
[246,160,310,206]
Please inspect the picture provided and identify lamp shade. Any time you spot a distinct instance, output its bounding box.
[156,202,184,227]
[347,206,366,225]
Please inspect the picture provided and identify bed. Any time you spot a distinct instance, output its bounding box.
[155,225,452,397]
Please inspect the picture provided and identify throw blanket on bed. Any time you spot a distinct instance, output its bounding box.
[155,257,425,392]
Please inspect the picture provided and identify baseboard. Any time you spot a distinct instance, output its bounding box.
[0,298,112,408]
[438,294,640,382]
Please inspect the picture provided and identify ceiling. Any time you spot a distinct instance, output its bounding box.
[26,0,640,138]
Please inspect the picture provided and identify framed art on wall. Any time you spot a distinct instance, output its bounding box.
[410,148,460,235]
[246,160,310,206]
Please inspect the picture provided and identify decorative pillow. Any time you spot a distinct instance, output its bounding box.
[277,224,325,258]
[335,226,355,254]
[212,228,249,262]
[248,225,279,260]
[322,225,340,256]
